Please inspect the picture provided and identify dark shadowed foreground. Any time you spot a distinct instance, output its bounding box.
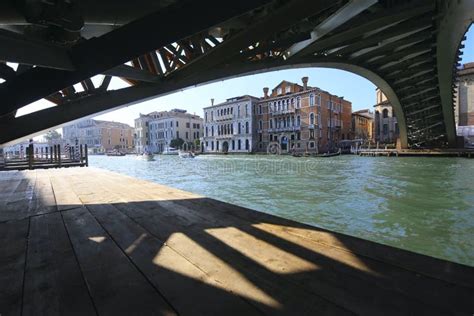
[0,168,473,315]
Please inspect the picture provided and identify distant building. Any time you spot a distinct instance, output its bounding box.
[352,109,374,142]
[147,109,203,153]
[134,113,153,153]
[455,63,474,147]
[455,62,474,126]
[202,96,259,153]
[63,119,134,153]
[254,77,352,154]
[373,88,399,144]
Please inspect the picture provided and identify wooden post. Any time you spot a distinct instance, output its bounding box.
[80,144,83,165]
[85,144,89,167]
[58,144,62,167]
[28,143,34,169]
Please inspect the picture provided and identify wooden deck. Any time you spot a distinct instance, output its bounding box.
[1,167,473,315]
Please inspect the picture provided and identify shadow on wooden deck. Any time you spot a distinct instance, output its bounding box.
[1,169,474,315]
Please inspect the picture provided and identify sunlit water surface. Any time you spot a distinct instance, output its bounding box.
[89,154,474,266]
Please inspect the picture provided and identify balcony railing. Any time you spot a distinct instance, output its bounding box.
[268,126,301,133]
[270,108,295,116]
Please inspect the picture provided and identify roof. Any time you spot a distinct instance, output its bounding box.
[458,63,474,77]
[373,100,391,108]
[95,120,133,129]
[352,112,374,120]
[203,95,259,109]
[271,80,306,91]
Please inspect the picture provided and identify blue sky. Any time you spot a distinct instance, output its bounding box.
[18,25,474,128]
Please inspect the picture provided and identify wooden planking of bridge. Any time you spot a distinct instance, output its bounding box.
[0,167,473,316]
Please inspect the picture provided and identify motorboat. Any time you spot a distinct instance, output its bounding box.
[137,152,155,161]
[162,147,179,155]
[179,150,195,159]
[106,150,125,156]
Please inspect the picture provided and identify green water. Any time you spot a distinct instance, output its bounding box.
[89,154,474,266]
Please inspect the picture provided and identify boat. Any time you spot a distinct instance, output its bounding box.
[179,150,195,159]
[106,150,125,156]
[313,149,341,158]
[162,147,179,155]
[137,152,155,161]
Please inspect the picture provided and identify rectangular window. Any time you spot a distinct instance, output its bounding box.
[186,122,190,128]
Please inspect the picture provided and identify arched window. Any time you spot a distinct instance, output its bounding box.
[270,119,273,128]
[238,122,241,134]
[259,105,262,114]
[296,97,301,108]
[286,116,290,127]
[211,126,214,136]
[245,139,249,150]
[383,109,389,118]
[245,121,249,134]
[309,94,315,106]
[259,120,263,130]
[310,113,315,125]
[297,115,301,126]
[211,111,214,121]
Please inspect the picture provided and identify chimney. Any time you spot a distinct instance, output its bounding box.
[263,87,269,98]
[302,77,309,90]
[211,98,214,106]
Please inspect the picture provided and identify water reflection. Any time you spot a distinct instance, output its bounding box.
[89,154,474,266]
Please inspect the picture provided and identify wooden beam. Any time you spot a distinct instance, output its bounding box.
[103,64,160,83]
[288,4,434,57]
[0,29,74,71]
[286,0,378,58]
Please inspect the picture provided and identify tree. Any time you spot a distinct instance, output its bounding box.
[170,138,185,149]
[44,130,62,143]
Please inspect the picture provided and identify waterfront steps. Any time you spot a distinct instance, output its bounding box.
[0,168,473,315]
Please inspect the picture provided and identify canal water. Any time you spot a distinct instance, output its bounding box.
[89,154,474,266]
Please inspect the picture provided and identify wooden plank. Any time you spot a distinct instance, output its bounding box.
[113,201,350,315]
[0,219,29,316]
[87,203,261,315]
[22,212,96,315]
[62,207,176,316]
[0,173,36,222]
[49,175,83,211]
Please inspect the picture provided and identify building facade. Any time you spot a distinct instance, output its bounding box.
[202,95,259,153]
[455,63,474,146]
[63,119,134,153]
[373,88,399,144]
[134,113,153,153]
[148,109,203,153]
[455,63,474,126]
[254,77,352,154]
[352,109,374,142]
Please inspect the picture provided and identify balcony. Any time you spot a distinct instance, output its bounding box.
[268,126,301,133]
[215,114,234,122]
[270,108,295,116]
